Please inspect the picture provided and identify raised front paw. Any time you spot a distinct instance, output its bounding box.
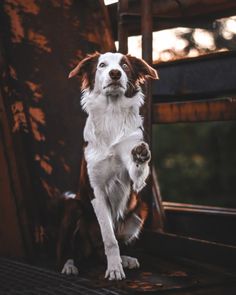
[105,255,126,281]
[131,142,151,165]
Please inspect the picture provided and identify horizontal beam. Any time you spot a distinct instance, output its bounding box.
[153,52,236,102]
[142,230,236,268]
[108,0,236,39]
[117,0,236,18]
[163,203,236,245]
[152,99,236,123]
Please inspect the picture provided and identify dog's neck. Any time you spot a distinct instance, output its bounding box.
[82,89,144,147]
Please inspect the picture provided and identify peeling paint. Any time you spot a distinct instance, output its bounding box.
[41,178,60,197]
[5,4,24,43]
[30,117,45,141]
[29,107,46,125]
[11,101,28,132]
[26,81,43,101]
[28,30,52,53]
[29,107,45,125]
[9,66,17,79]
[60,157,71,173]
[17,0,40,15]
[63,163,71,173]
[35,154,53,175]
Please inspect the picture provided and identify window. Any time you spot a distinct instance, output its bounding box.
[153,121,236,208]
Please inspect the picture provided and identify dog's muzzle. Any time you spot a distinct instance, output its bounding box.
[109,69,121,80]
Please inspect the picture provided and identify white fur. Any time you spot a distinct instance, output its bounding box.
[83,53,150,280]
[121,255,140,269]
[61,259,79,275]
[63,192,76,199]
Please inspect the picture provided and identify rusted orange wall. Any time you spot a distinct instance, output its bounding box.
[0,0,115,256]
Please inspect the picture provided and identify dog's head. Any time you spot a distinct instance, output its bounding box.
[69,52,158,98]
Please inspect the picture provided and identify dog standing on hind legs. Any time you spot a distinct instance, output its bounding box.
[58,52,158,280]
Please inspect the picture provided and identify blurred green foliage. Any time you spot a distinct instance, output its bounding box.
[152,121,236,208]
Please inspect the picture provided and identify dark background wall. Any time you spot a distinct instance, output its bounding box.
[0,0,115,257]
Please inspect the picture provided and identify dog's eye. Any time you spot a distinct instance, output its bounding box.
[99,62,106,68]
[122,63,129,70]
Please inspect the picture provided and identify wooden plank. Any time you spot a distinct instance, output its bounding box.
[142,230,236,268]
[141,0,153,142]
[116,0,236,18]
[152,99,236,123]
[153,52,236,102]
[163,201,236,215]
[163,204,236,246]
[108,0,236,39]
[118,0,129,53]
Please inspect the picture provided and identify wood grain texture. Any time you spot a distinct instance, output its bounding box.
[152,99,236,123]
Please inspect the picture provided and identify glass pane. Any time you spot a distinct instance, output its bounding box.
[152,121,236,208]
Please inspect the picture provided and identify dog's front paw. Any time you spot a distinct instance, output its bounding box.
[61,259,79,275]
[105,255,126,281]
[132,142,151,165]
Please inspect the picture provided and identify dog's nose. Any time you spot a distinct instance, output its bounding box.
[109,69,121,80]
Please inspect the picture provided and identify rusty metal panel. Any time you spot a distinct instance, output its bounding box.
[0,125,26,257]
[0,0,115,255]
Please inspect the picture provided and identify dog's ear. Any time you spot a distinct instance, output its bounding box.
[126,55,158,83]
[68,52,100,89]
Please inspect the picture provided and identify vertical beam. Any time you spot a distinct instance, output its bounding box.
[141,0,153,65]
[141,0,166,231]
[141,0,153,143]
[118,0,129,53]
[0,89,33,258]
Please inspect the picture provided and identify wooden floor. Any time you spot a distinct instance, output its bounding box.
[1,252,235,295]
[80,251,236,294]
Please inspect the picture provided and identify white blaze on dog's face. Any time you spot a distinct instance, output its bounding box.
[95,52,127,97]
[68,52,158,98]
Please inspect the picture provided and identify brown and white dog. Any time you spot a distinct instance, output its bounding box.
[57,52,158,280]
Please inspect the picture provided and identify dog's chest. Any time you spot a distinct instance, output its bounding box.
[91,107,139,146]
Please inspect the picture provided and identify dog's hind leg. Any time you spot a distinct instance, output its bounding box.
[57,199,84,275]
[117,198,148,269]
[121,255,140,269]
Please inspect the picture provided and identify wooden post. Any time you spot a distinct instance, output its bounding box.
[118,0,129,53]
[141,0,153,143]
[141,0,166,231]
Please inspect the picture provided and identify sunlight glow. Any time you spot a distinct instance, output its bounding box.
[107,4,236,63]
[104,0,117,5]
[125,16,236,62]
[193,29,216,50]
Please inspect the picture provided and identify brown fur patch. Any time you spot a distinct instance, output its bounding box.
[120,55,158,97]
[120,55,139,98]
[126,55,158,84]
[68,52,100,90]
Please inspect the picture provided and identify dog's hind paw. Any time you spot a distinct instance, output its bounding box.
[61,259,79,275]
[121,255,140,269]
